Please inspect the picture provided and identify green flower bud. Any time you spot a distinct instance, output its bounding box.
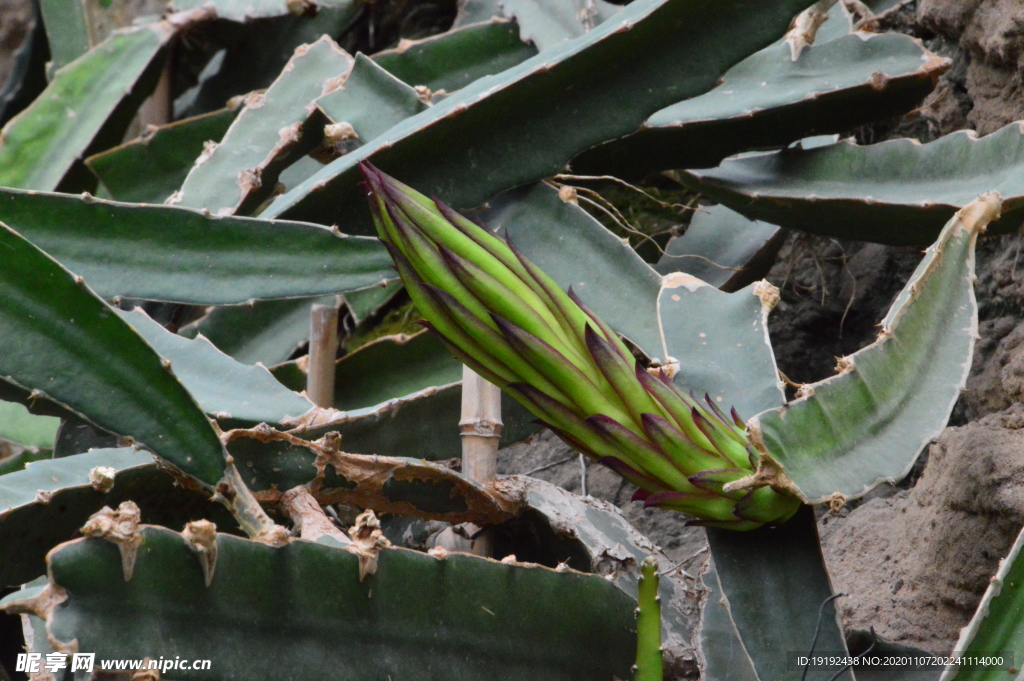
[360,164,800,530]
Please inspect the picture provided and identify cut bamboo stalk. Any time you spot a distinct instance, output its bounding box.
[137,58,173,128]
[307,304,339,408]
[579,454,588,497]
[460,365,502,556]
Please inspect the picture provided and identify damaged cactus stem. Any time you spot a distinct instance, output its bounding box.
[360,164,802,530]
[281,485,352,545]
[216,461,289,545]
[785,0,835,61]
[955,191,1002,235]
[81,501,144,580]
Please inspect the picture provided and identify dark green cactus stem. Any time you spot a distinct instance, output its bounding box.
[360,164,802,530]
[634,556,663,681]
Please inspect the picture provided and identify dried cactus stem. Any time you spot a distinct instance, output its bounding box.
[81,501,144,581]
[217,462,289,545]
[281,485,351,545]
[955,191,1003,236]
[633,556,663,681]
[784,0,835,60]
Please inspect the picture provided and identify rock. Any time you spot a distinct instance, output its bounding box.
[920,0,1024,66]
[820,406,1024,653]
[956,315,1017,422]
[917,0,1024,134]
[963,59,1024,135]
[918,0,984,37]
[955,237,1024,423]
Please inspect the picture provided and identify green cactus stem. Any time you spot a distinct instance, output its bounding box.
[634,556,663,681]
[360,164,801,530]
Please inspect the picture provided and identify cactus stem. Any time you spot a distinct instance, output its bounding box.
[633,555,663,681]
[81,501,143,581]
[784,0,835,61]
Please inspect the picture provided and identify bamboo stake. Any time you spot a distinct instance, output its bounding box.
[307,304,338,408]
[579,454,588,497]
[137,58,173,129]
[460,365,502,556]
